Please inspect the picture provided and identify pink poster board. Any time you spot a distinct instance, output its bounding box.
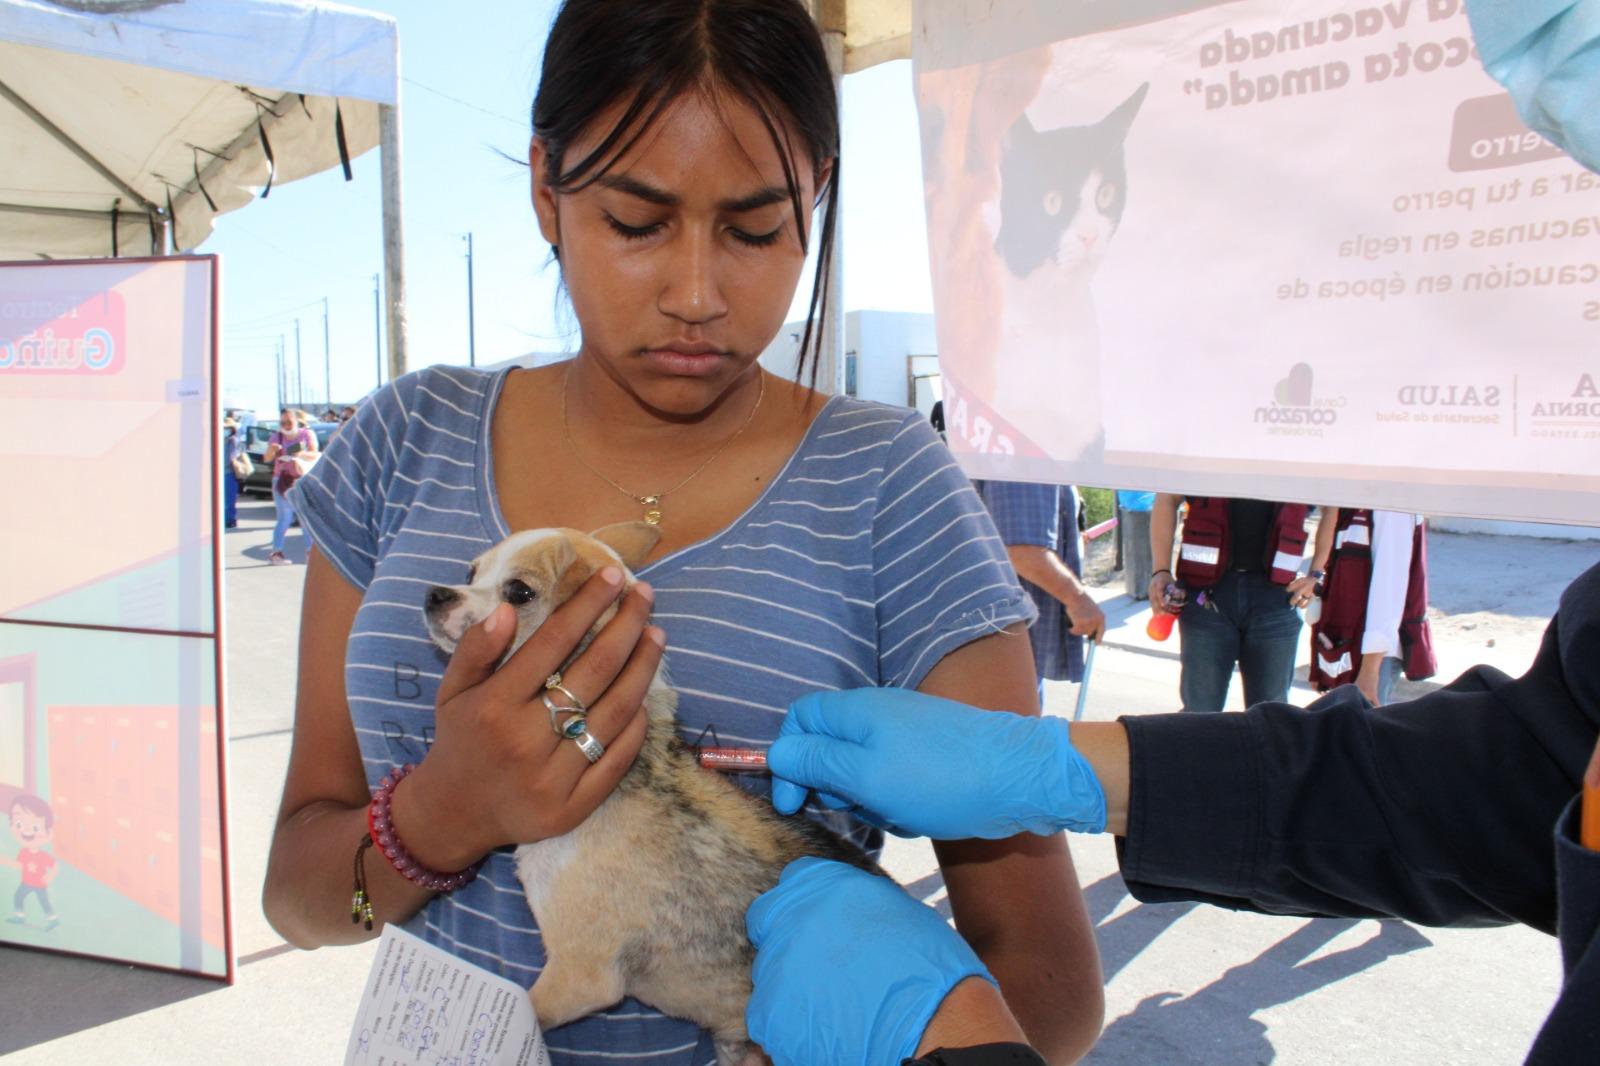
[0,256,232,982]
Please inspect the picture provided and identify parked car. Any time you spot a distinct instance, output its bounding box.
[241,421,338,496]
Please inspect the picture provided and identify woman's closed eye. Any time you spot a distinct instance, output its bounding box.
[603,213,783,248]
[605,214,664,241]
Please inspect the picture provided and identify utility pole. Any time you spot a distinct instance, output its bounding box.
[275,337,285,412]
[323,296,332,410]
[373,272,383,390]
[294,318,303,408]
[463,232,476,367]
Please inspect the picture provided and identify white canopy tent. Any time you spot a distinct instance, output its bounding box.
[0,0,408,371]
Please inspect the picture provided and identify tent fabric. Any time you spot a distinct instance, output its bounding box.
[841,0,911,72]
[0,0,396,260]
[0,0,398,104]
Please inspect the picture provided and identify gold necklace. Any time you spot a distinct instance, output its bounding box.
[560,366,766,526]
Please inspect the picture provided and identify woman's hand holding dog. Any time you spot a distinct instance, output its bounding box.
[392,568,664,871]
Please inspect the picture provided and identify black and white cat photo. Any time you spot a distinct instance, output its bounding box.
[989,82,1148,459]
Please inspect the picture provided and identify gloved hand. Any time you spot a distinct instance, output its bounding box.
[746,857,992,1066]
[1466,0,1600,172]
[768,688,1107,839]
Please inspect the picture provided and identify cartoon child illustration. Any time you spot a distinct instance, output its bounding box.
[3,793,60,930]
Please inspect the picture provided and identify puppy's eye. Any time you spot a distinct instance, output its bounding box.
[503,579,536,606]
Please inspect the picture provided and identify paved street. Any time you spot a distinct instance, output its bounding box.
[1,497,1587,1064]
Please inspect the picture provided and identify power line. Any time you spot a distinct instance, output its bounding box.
[403,76,526,129]
[228,297,328,329]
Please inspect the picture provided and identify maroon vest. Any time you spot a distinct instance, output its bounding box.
[1309,509,1437,692]
[1174,498,1310,589]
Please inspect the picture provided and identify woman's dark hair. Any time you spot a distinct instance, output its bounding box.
[532,0,839,386]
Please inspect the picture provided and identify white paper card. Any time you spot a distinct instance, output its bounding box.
[345,923,549,1066]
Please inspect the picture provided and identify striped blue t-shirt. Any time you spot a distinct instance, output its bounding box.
[291,364,1035,1065]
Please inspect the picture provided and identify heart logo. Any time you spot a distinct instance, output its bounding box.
[1274,363,1314,407]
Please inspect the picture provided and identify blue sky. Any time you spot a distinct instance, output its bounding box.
[210,0,932,414]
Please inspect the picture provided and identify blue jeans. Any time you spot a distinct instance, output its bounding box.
[272,488,296,552]
[223,471,240,526]
[1178,571,1303,712]
[1377,655,1403,705]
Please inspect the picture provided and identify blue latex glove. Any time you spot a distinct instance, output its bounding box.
[1467,0,1600,172]
[768,688,1107,839]
[746,857,993,1066]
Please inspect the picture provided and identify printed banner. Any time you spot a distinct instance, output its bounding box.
[0,256,231,980]
[916,0,1600,523]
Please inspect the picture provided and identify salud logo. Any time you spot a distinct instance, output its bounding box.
[1396,384,1501,407]
[1255,363,1340,434]
[1375,380,1504,427]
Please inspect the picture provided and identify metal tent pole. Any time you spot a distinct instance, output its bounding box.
[323,297,332,408]
[464,232,477,368]
[813,1,846,397]
[379,102,409,383]
[373,273,383,390]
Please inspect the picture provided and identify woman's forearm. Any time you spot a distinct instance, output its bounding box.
[937,835,1105,1064]
[1149,494,1180,574]
[1068,722,1130,836]
[915,976,1028,1058]
[263,794,438,950]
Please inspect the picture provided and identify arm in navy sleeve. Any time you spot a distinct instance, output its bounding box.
[1523,797,1600,1063]
[1115,563,1600,932]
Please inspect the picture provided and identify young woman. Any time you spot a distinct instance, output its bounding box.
[262,1,1103,1061]
[260,406,319,564]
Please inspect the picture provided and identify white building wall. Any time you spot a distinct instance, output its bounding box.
[760,310,938,410]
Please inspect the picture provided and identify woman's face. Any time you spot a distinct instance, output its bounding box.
[279,410,296,431]
[531,89,826,416]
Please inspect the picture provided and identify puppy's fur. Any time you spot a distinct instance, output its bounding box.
[424,523,876,1064]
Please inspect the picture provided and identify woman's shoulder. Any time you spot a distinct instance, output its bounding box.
[388,363,501,415]
[774,397,957,510]
[350,364,503,440]
[801,396,925,450]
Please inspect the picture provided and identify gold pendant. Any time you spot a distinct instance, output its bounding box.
[638,495,663,526]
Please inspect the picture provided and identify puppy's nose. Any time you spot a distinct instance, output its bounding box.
[425,586,459,612]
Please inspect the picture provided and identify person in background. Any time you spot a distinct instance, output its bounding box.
[974,480,1106,695]
[1306,508,1436,706]
[1116,489,1156,600]
[222,414,243,529]
[340,405,357,424]
[1149,494,1310,710]
[260,407,318,565]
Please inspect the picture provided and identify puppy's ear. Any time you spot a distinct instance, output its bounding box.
[591,521,661,570]
[542,536,578,581]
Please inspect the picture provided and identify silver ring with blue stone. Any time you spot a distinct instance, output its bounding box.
[544,693,587,738]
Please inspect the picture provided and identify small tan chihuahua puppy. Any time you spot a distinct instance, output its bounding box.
[423,522,876,1065]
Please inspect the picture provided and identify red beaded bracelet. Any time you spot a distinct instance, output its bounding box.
[367,764,484,893]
